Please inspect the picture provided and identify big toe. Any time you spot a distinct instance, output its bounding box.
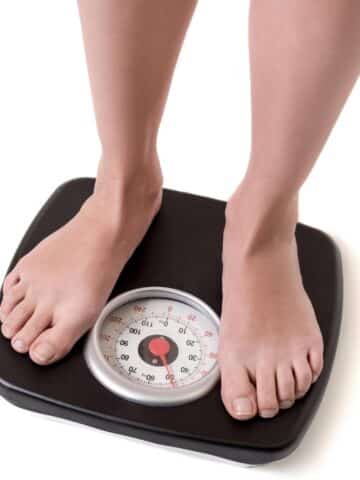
[29,317,86,366]
[221,365,257,420]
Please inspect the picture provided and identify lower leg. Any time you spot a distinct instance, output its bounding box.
[221,0,360,419]
[0,0,197,364]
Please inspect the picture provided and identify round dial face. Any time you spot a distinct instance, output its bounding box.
[85,287,220,406]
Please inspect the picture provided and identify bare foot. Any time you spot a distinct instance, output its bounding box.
[219,183,324,420]
[0,161,163,365]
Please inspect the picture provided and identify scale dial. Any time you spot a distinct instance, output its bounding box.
[85,287,220,406]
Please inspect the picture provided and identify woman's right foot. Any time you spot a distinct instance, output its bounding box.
[0,158,163,366]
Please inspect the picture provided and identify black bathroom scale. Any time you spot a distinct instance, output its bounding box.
[0,178,342,465]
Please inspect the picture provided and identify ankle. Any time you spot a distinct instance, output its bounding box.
[225,178,298,255]
[80,155,163,235]
[94,148,163,208]
[95,148,163,198]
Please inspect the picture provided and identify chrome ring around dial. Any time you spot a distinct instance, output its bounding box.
[85,287,220,406]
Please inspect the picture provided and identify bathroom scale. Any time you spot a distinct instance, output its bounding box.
[0,177,343,465]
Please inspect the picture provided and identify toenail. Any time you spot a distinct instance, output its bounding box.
[260,408,278,419]
[280,400,294,409]
[232,397,254,417]
[1,323,11,338]
[32,343,55,363]
[12,338,27,353]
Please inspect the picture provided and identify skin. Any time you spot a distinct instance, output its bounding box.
[220,0,360,419]
[0,0,197,364]
[0,0,359,419]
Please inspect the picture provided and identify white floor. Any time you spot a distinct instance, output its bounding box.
[0,2,359,479]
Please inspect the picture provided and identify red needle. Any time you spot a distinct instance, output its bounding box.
[148,337,176,388]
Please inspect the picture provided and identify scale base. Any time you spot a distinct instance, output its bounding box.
[0,178,343,465]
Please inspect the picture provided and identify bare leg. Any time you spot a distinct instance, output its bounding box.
[220,0,360,419]
[0,0,197,365]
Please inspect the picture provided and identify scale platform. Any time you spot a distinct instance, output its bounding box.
[0,178,342,465]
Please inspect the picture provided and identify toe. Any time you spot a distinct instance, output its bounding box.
[256,366,280,418]
[0,282,26,318]
[11,307,52,354]
[308,346,324,383]
[29,318,86,366]
[2,269,21,294]
[276,364,296,409]
[221,366,257,420]
[1,299,34,340]
[293,356,313,398]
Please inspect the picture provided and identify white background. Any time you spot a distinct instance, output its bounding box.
[0,1,359,478]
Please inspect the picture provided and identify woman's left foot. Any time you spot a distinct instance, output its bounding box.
[219,182,324,420]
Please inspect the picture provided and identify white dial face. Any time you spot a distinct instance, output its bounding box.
[99,298,219,390]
